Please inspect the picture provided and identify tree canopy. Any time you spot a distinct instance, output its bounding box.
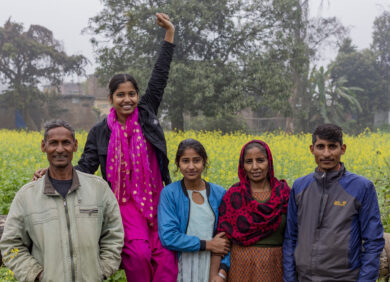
[0,19,87,129]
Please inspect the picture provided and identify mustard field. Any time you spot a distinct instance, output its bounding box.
[1,129,390,223]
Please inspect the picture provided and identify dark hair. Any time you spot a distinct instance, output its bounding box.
[175,139,208,170]
[312,124,343,145]
[108,73,139,98]
[243,142,268,160]
[43,119,75,141]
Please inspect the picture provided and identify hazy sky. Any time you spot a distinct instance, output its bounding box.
[0,0,389,82]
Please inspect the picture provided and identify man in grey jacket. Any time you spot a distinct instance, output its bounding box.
[283,124,384,281]
[0,120,124,282]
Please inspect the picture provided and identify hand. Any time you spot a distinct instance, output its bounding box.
[155,13,174,31]
[211,275,225,282]
[206,232,230,254]
[32,168,48,181]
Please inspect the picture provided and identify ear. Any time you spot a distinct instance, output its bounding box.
[73,139,78,152]
[310,144,314,154]
[41,140,46,152]
[341,144,346,155]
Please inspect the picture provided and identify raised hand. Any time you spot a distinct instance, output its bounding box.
[156,13,174,43]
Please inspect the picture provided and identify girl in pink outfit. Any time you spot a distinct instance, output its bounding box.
[35,12,178,282]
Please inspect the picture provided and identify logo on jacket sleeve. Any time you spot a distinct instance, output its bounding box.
[334,200,347,207]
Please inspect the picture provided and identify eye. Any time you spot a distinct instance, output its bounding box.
[316,144,324,149]
[115,92,124,97]
[256,158,265,163]
[244,159,252,164]
[129,91,137,97]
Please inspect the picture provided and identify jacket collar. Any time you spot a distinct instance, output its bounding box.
[180,179,210,198]
[313,162,346,184]
[43,168,80,196]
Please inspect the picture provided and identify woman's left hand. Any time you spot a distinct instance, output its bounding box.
[156,13,174,31]
[211,275,225,282]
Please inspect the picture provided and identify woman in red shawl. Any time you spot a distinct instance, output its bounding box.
[217,140,290,282]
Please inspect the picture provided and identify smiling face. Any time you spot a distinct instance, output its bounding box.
[41,127,78,170]
[110,81,139,123]
[243,146,269,184]
[178,148,205,182]
[310,137,346,172]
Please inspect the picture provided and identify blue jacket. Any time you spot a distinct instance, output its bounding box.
[283,164,384,282]
[158,180,231,271]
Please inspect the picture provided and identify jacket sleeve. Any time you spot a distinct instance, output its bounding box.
[157,188,204,252]
[99,184,124,279]
[283,185,298,282]
[139,41,175,115]
[0,192,43,282]
[75,126,100,174]
[357,181,384,281]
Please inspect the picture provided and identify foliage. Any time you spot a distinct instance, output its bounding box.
[0,19,87,129]
[309,65,362,132]
[87,0,247,130]
[331,39,387,131]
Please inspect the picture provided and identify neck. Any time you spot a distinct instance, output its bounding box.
[184,177,205,191]
[250,179,271,192]
[49,165,73,180]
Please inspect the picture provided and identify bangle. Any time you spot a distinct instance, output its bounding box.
[218,272,226,280]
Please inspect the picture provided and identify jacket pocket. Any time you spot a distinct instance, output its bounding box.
[78,207,99,218]
[29,210,58,225]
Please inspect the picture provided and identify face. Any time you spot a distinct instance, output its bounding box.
[243,146,269,184]
[41,127,78,169]
[110,81,139,123]
[178,148,205,181]
[310,137,346,172]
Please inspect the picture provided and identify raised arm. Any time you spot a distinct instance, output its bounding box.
[139,13,175,115]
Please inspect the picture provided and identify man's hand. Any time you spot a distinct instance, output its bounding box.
[206,232,230,254]
[32,168,47,181]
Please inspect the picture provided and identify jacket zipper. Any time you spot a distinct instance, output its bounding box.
[317,172,326,228]
[64,198,76,282]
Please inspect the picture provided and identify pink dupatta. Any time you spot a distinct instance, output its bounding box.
[106,107,158,221]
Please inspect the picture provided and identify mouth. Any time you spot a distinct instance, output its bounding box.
[121,104,134,111]
[251,172,262,177]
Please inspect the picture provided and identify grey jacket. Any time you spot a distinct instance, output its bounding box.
[0,169,124,282]
[283,164,384,281]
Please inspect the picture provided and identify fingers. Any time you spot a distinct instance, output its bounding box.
[215,232,225,238]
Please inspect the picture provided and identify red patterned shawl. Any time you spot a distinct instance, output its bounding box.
[217,140,290,246]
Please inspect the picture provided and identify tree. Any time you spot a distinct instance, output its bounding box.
[331,39,387,130]
[309,65,362,131]
[372,10,390,109]
[237,0,345,132]
[88,0,247,131]
[0,19,87,129]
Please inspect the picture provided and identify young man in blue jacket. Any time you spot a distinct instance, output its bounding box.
[283,124,384,281]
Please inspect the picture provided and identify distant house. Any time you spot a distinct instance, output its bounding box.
[85,75,110,117]
[374,110,390,127]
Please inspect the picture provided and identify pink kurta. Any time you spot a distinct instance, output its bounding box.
[120,140,177,281]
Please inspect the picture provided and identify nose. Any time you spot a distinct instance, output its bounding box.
[252,161,260,170]
[323,147,331,157]
[124,94,131,102]
[56,143,65,153]
[188,161,195,169]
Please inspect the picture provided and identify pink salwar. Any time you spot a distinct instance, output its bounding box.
[120,202,178,282]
